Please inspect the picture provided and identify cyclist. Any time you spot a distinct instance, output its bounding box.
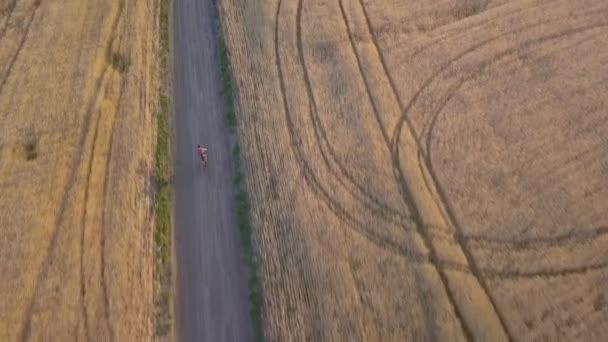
[197,145,208,164]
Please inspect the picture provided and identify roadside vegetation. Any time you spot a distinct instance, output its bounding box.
[218,20,265,342]
[154,0,173,337]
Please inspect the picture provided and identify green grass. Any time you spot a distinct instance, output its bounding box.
[232,145,264,341]
[159,0,170,79]
[154,0,172,337]
[218,16,265,342]
[110,51,131,73]
[219,39,237,128]
[455,0,487,19]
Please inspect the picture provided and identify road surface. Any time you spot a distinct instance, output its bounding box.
[172,0,253,341]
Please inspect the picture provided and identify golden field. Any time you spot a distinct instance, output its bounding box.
[0,0,159,340]
[219,0,608,340]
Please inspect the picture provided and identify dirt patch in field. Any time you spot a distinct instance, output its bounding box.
[0,0,159,340]
[219,0,608,340]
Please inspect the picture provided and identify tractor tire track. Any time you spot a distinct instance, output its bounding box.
[0,0,38,97]
[420,13,608,149]
[86,3,126,339]
[413,18,606,208]
[79,95,106,342]
[277,1,607,336]
[387,10,606,339]
[332,0,435,230]
[430,251,608,280]
[403,9,608,174]
[336,0,389,146]
[411,13,608,250]
[334,5,501,336]
[76,2,126,337]
[434,223,608,253]
[390,3,607,304]
[357,0,517,339]
[97,79,123,342]
[80,74,123,342]
[345,0,608,281]
[343,0,480,337]
[340,0,608,329]
[421,21,608,278]
[295,0,417,231]
[95,4,128,338]
[17,2,98,339]
[0,0,19,41]
[275,0,433,264]
[20,69,112,342]
[94,86,121,342]
[78,68,127,342]
[483,259,608,279]
[278,0,608,281]
[389,8,606,154]
[397,9,605,152]
[406,0,565,59]
[466,225,608,251]
[291,0,595,255]
[19,1,125,340]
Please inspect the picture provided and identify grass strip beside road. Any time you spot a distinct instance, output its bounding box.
[154,0,172,337]
[218,15,265,342]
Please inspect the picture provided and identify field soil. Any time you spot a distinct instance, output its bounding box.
[0,0,159,340]
[219,0,608,340]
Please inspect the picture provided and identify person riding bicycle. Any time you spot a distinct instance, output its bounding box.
[197,145,208,163]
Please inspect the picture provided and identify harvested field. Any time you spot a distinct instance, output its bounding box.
[0,0,159,340]
[219,0,608,340]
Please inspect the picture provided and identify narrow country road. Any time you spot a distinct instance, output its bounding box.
[172,0,253,341]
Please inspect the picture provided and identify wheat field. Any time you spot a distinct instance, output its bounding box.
[219,0,608,340]
[0,0,158,340]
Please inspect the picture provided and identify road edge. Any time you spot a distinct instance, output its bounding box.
[216,2,265,341]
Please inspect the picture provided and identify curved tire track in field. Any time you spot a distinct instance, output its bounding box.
[0,0,19,41]
[410,18,608,253]
[405,0,566,60]
[467,226,608,251]
[418,20,608,276]
[355,0,516,339]
[411,15,606,235]
[338,0,474,340]
[295,0,419,232]
[406,10,608,254]
[79,76,123,342]
[294,0,608,271]
[483,259,608,279]
[89,4,128,339]
[396,10,606,197]
[273,3,608,339]
[298,0,608,281]
[275,0,608,283]
[0,0,38,97]
[386,7,608,277]
[19,1,125,340]
[389,10,607,332]
[419,12,608,148]
[78,2,126,336]
[97,80,121,342]
[274,0,429,264]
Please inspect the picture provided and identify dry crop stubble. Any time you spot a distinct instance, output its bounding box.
[0,0,158,340]
[220,0,608,340]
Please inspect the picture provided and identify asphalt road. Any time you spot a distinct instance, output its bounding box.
[172,0,253,340]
